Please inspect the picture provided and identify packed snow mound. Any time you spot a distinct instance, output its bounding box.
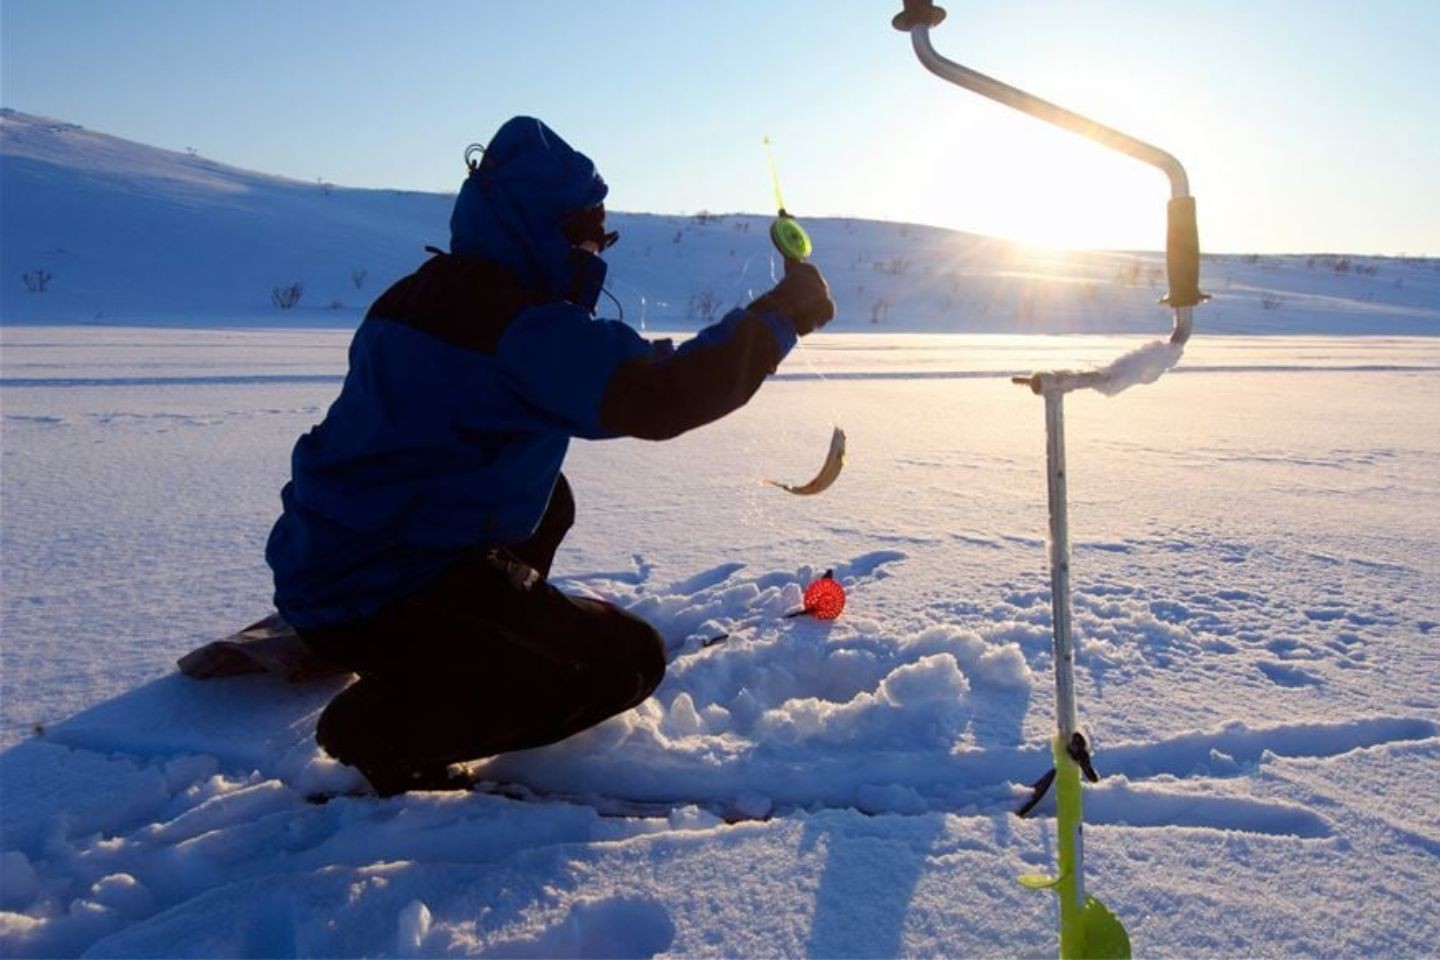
[5,109,1438,333]
[5,547,1436,958]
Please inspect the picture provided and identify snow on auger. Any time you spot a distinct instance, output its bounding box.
[891,2,1208,957]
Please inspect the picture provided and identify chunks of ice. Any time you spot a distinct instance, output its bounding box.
[663,692,705,738]
[878,653,970,706]
[88,874,154,918]
[396,899,432,955]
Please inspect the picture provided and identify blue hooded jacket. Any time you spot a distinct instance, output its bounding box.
[267,117,798,630]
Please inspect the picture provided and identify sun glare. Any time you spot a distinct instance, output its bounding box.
[884,108,1173,252]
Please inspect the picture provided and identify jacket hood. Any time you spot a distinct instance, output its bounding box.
[449,117,609,308]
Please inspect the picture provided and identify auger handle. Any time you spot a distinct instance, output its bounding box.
[892,0,1203,345]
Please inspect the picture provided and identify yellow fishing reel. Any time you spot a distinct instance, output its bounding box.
[771,211,817,263]
[770,211,813,262]
[763,136,813,262]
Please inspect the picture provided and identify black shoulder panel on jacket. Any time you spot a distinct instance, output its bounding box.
[365,254,545,354]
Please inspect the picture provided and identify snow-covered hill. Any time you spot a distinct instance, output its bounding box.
[5,108,1438,334]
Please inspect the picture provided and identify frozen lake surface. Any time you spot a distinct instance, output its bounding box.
[2,326,1438,957]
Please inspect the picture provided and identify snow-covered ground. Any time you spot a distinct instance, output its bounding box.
[4,106,1440,957]
[2,326,1438,957]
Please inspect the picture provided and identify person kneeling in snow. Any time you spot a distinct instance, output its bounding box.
[265,117,834,796]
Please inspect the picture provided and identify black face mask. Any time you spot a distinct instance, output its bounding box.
[562,205,620,251]
[565,246,609,315]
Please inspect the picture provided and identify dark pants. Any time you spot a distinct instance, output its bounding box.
[301,475,667,795]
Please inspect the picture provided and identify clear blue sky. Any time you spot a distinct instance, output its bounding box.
[4,0,1438,255]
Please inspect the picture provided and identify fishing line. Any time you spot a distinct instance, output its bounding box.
[603,275,659,333]
[762,140,839,425]
[764,135,787,212]
[769,248,841,425]
[599,284,625,324]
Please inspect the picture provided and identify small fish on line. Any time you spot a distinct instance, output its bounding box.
[767,426,846,496]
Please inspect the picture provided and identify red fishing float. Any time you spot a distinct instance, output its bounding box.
[801,570,846,620]
[704,569,848,648]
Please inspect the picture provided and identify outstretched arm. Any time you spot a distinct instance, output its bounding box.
[598,308,793,440]
[496,261,833,441]
[601,260,835,440]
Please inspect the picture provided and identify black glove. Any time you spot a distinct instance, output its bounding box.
[748,259,835,336]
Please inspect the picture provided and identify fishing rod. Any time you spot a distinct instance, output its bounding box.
[892,2,1208,958]
[760,137,846,498]
[764,136,814,262]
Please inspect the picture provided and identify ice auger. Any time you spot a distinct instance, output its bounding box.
[891,2,1208,956]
